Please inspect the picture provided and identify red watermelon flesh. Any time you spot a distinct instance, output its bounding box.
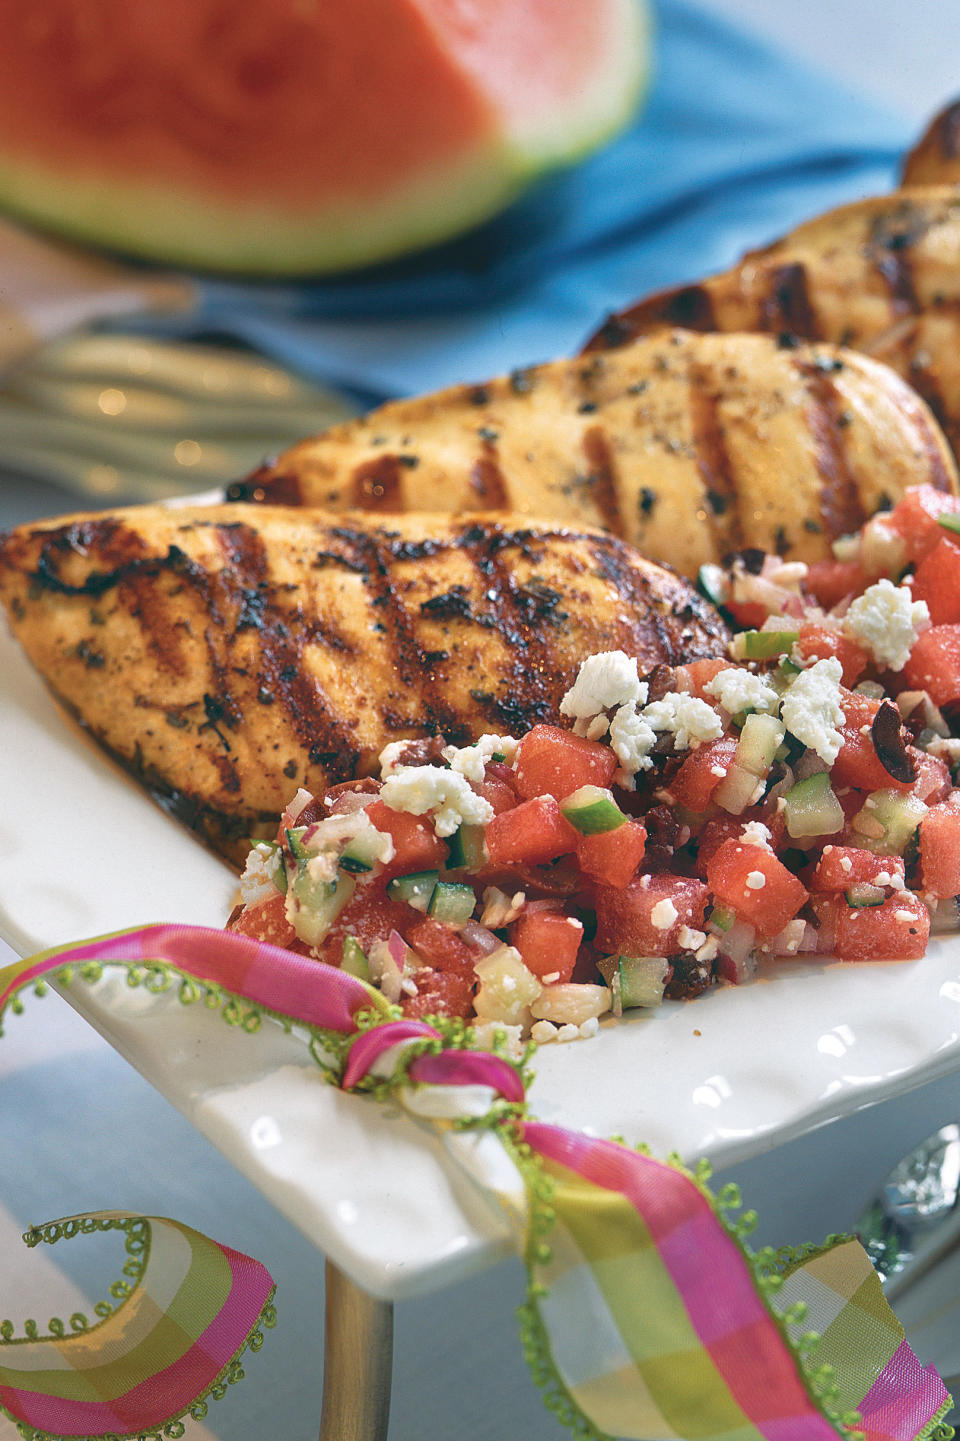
[0,0,649,274]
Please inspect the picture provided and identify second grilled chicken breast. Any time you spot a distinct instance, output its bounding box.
[903,100,960,187]
[228,329,956,579]
[585,190,960,463]
[0,504,727,864]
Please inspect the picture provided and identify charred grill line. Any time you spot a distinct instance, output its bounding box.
[213,522,361,780]
[581,426,625,536]
[798,360,868,541]
[350,454,404,512]
[687,362,745,555]
[469,437,509,507]
[333,526,468,744]
[759,262,820,339]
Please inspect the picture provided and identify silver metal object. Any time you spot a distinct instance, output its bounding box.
[856,1123,960,1302]
[0,333,358,501]
[319,1260,394,1441]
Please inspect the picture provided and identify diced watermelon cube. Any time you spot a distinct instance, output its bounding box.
[485,794,578,867]
[402,969,475,1020]
[904,625,960,709]
[920,803,960,898]
[812,845,906,892]
[831,690,914,793]
[796,623,868,687]
[407,917,477,974]
[912,538,960,627]
[828,890,930,961]
[804,559,868,610]
[671,735,739,812]
[366,799,448,874]
[889,485,960,565]
[314,880,415,967]
[513,724,617,802]
[910,751,952,806]
[676,658,729,699]
[593,874,709,955]
[576,819,647,887]
[695,814,750,877]
[706,840,808,937]
[509,909,583,983]
[228,890,297,950]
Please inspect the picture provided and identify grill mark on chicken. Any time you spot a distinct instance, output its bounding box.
[687,363,745,555]
[799,361,867,540]
[760,262,820,339]
[226,467,304,505]
[351,454,404,512]
[323,523,469,743]
[212,520,362,777]
[469,438,509,507]
[586,284,716,352]
[581,427,624,536]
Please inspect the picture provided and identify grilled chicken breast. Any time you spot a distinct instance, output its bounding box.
[903,101,960,186]
[585,190,960,462]
[227,330,955,579]
[0,504,727,864]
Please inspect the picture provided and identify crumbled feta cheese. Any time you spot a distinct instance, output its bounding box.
[745,871,766,890]
[379,765,494,837]
[541,971,561,985]
[609,702,657,786]
[377,741,413,777]
[894,909,916,923]
[239,842,284,906]
[530,1020,559,1044]
[559,651,647,738]
[840,856,853,874]
[556,1023,581,1043]
[471,1021,524,1059]
[705,668,780,717]
[641,691,723,751]
[578,1017,600,1039]
[442,734,519,784]
[480,886,526,928]
[875,871,892,887]
[842,579,930,672]
[889,872,905,891]
[695,935,719,962]
[780,657,846,764]
[678,925,707,951]
[766,560,808,589]
[650,898,678,930]
[927,736,960,766]
[740,820,772,849]
[710,764,727,778]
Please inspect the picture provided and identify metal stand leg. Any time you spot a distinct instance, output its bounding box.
[319,1260,394,1441]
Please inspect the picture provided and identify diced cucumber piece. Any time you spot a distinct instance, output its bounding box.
[338,827,387,874]
[341,935,370,981]
[783,771,844,839]
[386,870,439,912]
[611,956,670,1015]
[560,784,626,835]
[851,790,927,856]
[714,712,784,815]
[428,881,476,927]
[285,826,310,863]
[709,905,736,933]
[844,883,885,909]
[938,513,960,535]
[730,629,799,661]
[697,563,730,608]
[446,823,487,871]
[288,870,356,949]
[249,839,287,894]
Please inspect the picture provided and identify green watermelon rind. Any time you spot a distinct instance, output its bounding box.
[0,0,651,276]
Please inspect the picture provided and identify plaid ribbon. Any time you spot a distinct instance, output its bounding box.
[0,925,953,1441]
[0,1211,274,1441]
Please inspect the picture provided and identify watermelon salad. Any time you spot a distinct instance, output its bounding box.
[228,483,960,1050]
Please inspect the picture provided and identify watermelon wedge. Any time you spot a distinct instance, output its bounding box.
[0,0,650,275]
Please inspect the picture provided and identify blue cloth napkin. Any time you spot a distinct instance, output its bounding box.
[125,0,911,407]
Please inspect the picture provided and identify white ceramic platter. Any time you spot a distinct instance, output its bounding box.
[4,619,960,1300]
